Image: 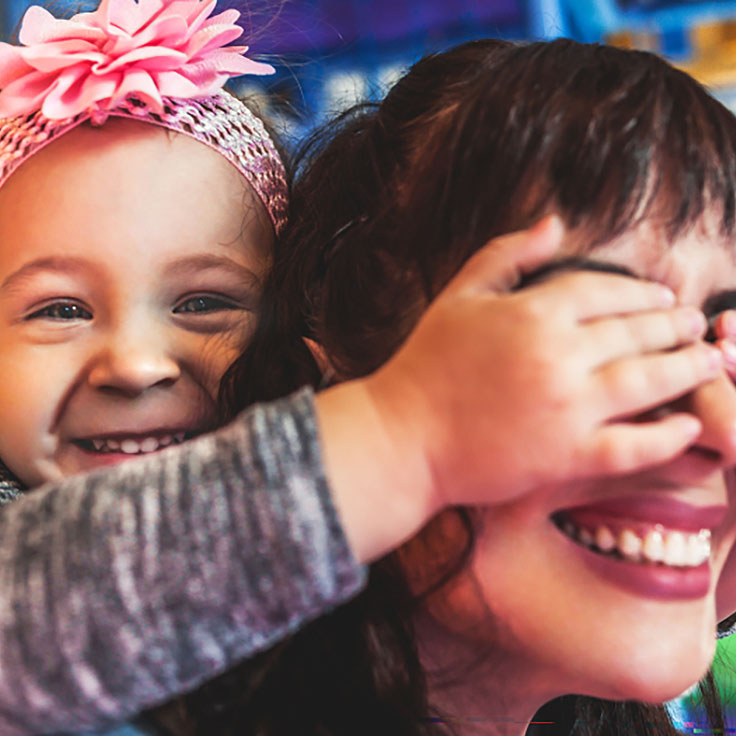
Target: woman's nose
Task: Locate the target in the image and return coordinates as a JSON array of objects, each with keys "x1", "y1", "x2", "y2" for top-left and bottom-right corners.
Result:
[
  {"x1": 686, "y1": 373, "x2": 736, "y2": 465},
  {"x1": 87, "y1": 330, "x2": 181, "y2": 397}
]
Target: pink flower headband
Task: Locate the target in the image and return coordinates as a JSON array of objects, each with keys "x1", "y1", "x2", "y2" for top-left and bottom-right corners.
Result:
[{"x1": 0, "y1": 0, "x2": 288, "y2": 233}]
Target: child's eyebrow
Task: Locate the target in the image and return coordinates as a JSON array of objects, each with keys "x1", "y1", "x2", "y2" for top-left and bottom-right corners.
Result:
[
  {"x1": 164, "y1": 255, "x2": 262, "y2": 288},
  {"x1": 0, "y1": 256, "x2": 90, "y2": 293}
]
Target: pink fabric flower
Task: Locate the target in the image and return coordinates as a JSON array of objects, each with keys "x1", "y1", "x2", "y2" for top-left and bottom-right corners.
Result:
[{"x1": 0, "y1": 0, "x2": 274, "y2": 120}]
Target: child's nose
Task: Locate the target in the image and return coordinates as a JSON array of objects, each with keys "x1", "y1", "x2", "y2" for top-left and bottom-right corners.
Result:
[
  {"x1": 87, "y1": 333, "x2": 181, "y2": 397},
  {"x1": 684, "y1": 373, "x2": 736, "y2": 466}
]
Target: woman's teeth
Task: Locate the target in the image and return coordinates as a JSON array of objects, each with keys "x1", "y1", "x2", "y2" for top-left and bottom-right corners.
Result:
[
  {"x1": 88, "y1": 433, "x2": 186, "y2": 454},
  {"x1": 558, "y1": 518, "x2": 711, "y2": 568}
]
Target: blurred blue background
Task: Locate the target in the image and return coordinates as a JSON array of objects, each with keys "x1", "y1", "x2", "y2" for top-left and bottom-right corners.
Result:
[{"x1": 6, "y1": 0, "x2": 736, "y2": 141}]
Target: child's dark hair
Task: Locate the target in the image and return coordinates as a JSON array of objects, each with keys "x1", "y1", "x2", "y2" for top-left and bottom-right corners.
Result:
[{"x1": 145, "y1": 38, "x2": 736, "y2": 735}]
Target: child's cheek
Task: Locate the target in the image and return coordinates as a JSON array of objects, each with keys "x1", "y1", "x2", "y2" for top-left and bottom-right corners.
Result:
[{"x1": 189, "y1": 317, "x2": 257, "y2": 395}]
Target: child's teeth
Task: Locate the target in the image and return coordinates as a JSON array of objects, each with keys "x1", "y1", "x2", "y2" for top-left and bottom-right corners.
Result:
[
  {"x1": 85, "y1": 435, "x2": 189, "y2": 454},
  {"x1": 121, "y1": 439, "x2": 141, "y2": 454},
  {"x1": 642, "y1": 528, "x2": 665, "y2": 563},
  {"x1": 618, "y1": 529, "x2": 642, "y2": 561},
  {"x1": 140, "y1": 437, "x2": 159, "y2": 453},
  {"x1": 595, "y1": 525, "x2": 616, "y2": 553}
]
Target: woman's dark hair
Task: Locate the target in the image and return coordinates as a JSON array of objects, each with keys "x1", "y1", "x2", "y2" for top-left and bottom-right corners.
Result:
[{"x1": 146, "y1": 38, "x2": 736, "y2": 735}]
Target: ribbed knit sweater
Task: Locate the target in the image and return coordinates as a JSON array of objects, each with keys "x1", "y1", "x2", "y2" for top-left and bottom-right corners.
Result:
[{"x1": 0, "y1": 388, "x2": 366, "y2": 735}]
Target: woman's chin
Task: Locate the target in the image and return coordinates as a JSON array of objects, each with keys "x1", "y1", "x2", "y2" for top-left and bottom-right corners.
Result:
[
  {"x1": 587, "y1": 645, "x2": 713, "y2": 706},
  {"x1": 528, "y1": 600, "x2": 718, "y2": 707}
]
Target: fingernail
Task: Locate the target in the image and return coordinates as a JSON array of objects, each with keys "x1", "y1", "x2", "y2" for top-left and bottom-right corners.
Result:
[
  {"x1": 659, "y1": 286, "x2": 676, "y2": 306},
  {"x1": 722, "y1": 340, "x2": 736, "y2": 365},
  {"x1": 532, "y1": 214, "x2": 564, "y2": 240},
  {"x1": 707, "y1": 344, "x2": 724, "y2": 370},
  {"x1": 680, "y1": 416, "x2": 702, "y2": 440},
  {"x1": 685, "y1": 307, "x2": 706, "y2": 335},
  {"x1": 724, "y1": 311, "x2": 736, "y2": 337}
]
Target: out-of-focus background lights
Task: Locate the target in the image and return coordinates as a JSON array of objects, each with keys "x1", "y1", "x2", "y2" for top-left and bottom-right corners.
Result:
[{"x1": 7, "y1": 0, "x2": 736, "y2": 143}]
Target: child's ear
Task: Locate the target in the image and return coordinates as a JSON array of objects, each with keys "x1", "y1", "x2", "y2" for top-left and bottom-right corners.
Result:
[{"x1": 303, "y1": 338, "x2": 336, "y2": 387}]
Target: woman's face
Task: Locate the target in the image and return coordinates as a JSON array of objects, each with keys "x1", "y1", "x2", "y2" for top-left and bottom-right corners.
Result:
[{"x1": 412, "y1": 217, "x2": 736, "y2": 710}]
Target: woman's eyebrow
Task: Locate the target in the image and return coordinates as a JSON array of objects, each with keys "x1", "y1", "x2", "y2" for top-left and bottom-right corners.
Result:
[
  {"x1": 702, "y1": 290, "x2": 736, "y2": 318},
  {"x1": 517, "y1": 256, "x2": 638, "y2": 290}
]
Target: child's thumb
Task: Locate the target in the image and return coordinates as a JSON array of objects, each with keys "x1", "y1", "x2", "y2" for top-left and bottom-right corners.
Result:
[{"x1": 446, "y1": 215, "x2": 565, "y2": 295}]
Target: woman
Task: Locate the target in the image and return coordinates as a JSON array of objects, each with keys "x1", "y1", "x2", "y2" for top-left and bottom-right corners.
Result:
[{"x1": 151, "y1": 38, "x2": 736, "y2": 735}]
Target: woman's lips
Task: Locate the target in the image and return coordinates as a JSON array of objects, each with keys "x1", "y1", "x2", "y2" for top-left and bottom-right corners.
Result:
[
  {"x1": 568, "y1": 539, "x2": 711, "y2": 600},
  {"x1": 550, "y1": 496, "x2": 727, "y2": 600},
  {"x1": 555, "y1": 496, "x2": 727, "y2": 532}
]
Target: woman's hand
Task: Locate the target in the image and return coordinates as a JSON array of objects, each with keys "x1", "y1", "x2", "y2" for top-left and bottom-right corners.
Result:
[{"x1": 317, "y1": 217, "x2": 719, "y2": 561}]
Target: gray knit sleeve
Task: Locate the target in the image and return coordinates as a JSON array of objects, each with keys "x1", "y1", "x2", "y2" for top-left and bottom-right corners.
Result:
[{"x1": 0, "y1": 388, "x2": 367, "y2": 735}]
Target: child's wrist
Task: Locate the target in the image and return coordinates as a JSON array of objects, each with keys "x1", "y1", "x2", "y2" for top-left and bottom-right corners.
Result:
[{"x1": 314, "y1": 376, "x2": 436, "y2": 564}]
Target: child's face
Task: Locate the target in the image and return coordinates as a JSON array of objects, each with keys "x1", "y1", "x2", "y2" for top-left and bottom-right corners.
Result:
[{"x1": 0, "y1": 120, "x2": 273, "y2": 487}]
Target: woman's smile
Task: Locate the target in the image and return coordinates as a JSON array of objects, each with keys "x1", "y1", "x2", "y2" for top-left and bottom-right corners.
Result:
[{"x1": 552, "y1": 513, "x2": 715, "y2": 600}]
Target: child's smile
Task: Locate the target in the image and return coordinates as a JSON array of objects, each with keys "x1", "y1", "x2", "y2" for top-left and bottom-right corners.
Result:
[{"x1": 0, "y1": 119, "x2": 273, "y2": 486}]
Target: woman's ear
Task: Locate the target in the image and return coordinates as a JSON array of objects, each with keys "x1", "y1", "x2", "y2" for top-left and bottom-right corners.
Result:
[{"x1": 303, "y1": 337, "x2": 336, "y2": 387}]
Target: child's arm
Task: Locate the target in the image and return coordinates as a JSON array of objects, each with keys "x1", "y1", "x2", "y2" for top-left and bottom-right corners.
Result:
[{"x1": 0, "y1": 388, "x2": 363, "y2": 736}]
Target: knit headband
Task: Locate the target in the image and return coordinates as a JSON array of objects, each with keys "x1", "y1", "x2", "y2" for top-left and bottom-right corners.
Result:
[{"x1": 0, "y1": 0, "x2": 288, "y2": 234}]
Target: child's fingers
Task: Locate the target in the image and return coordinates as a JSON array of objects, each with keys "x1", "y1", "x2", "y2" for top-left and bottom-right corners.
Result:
[
  {"x1": 445, "y1": 215, "x2": 564, "y2": 295},
  {"x1": 581, "y1": 306, "x2": 706, "y2": 368},
  {"x1": 530, "y1": 270, "x2": 675, "y2": 321},
  {"x1": 713, "y1": 310, "x2": 736, "y2": 340},
  {"x1": 711, "y1": 313, "x2": 736, "y2": 381},
  {"x1": 583, "y1": 414, "x2": 702, "y2": 476},
  {"x1": 717, "y1": 338, "x2": 736, "y2": 382},
  {"x1": 594, "y1": 342, "x2": 722, "y2": 418}
]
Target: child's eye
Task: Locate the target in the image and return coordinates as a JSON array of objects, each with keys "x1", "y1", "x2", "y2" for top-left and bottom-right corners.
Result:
[
  {"x1": 173, "y1": 295, "x2": 241, "y2": 314},
  {"x1": 27, "y1": 301, "x2": 93, "y2": 321}
]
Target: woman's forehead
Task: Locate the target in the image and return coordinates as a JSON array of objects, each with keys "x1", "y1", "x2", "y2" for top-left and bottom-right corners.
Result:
[{"x1": 556, "y1": 220, "x2": 736, "y2": 307}]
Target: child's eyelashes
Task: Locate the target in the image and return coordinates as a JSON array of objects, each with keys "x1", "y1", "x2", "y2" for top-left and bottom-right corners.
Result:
[
  {"x1": 173, "y1": 294, "x2": 248, "y2": 315},
  {"x1": 26, "y1": 300, "x2": 93, "y2": 321}
]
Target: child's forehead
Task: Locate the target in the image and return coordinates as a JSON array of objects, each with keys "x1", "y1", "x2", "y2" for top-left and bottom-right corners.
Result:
[
  {"x1": 0, "y1": 121, "x2": 273, "y2": 278},
  {"x1": 0, "y1": 118, "x2": 260, "y2": 224},
  {"x1": 14, "y1": 119, "x2": 239, "y2": 180}
]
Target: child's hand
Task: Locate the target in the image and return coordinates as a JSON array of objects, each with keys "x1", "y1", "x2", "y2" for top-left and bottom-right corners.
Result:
[
  {"x1": 365, "y1": 216, "x2": 718, "y2": 515},
  {"x1": 318, "y1": 217, "x2": 720, "y2": 562},
  {"x1": 711, "y1": 310, "x2": 736, "y2": 381}
]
